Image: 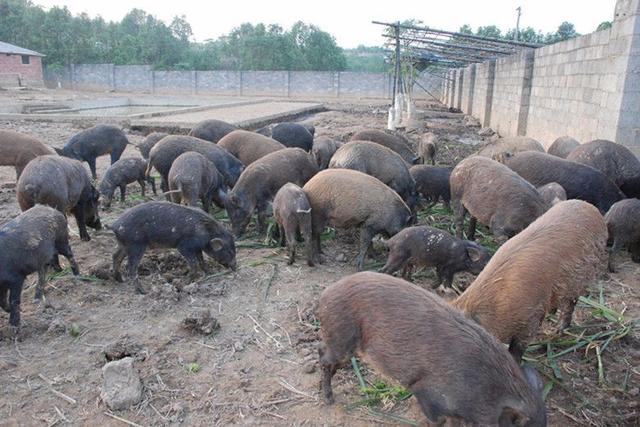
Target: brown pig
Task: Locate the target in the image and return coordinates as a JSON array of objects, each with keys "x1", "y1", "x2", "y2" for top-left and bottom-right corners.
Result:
[
  {"x1": 272, "y1": 183, "x2": 313, "y2": 266},
  {"x1": 605, "y1": 198, "x2": 640, "y2": 272},
  {"x1": 217, "y1": 130, "x2": 285, "y2": 166},
  {"x1": 349, "y1": 129, "x2": 418, "y2": 164},
  {"x1": 0, "y1": 130, "x2": 55, "y2": 179}
]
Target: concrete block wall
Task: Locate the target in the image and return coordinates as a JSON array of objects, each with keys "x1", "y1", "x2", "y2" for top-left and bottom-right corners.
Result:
[
  {"x1": 446, "y1": 0, "x2": 640, "y2": 155},
  {"x1": 114, "y1": 65, "x2": 152, "y2": 93},
  {"x1": 195, "y1": 71, "x2": 240, "y2": 95}
]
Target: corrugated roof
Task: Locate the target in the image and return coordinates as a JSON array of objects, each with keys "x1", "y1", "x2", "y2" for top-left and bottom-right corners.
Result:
[{"x1": 0, "y1": 41, "x2": 45, "y2": 57}]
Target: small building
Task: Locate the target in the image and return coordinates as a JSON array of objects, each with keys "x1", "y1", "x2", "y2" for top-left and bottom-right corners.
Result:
[{"x1": 0, "y1": 41, "x2": 45, "y2": 87}]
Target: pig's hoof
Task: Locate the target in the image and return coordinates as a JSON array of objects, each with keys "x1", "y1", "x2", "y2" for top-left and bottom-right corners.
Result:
[
  {"x1": 307, "y1": 259, "x2": 315, "y2": 267},
  {"x1": 81, "y1": 235, "x2": 91, "y2": 242},
  {"x1": 113, "y1": 272, "x2": 123, "y2": 282}
]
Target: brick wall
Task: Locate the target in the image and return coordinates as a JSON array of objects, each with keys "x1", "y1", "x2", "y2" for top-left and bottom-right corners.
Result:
[{"x1": 0, "y1": 54, "x2": 43, "y2": 86}]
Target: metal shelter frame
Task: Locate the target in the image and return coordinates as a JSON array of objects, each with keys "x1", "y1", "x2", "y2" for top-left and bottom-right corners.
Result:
[{"x1": 372, "y1": 21, "x2": 542, "y2": 103}]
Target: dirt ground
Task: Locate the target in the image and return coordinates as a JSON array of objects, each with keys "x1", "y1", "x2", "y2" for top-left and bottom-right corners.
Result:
[{"x1": 0, "y1": 91, "x2": 638, "y2": 427}]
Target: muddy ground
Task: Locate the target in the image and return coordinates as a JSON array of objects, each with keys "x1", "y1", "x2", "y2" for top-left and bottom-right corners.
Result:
[{"x1": 0, "y1": 93, "x2": 638, "y2": 427}]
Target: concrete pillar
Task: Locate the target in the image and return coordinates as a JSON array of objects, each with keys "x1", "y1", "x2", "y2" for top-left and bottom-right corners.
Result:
[
  {"x1": 467, "y1": 64, "x2": 476, "y2": 115},
  {"x1": 483, "y1": 60, "x2": 496, "y2": 128},
  {"x1": 285, "y1": 71, "x2": 291, "y2": 97},
  {"x1": 456, "y1": 69, "x2": 464, "y2": 110},
  {"x1": 449, "y1": 70, "x2": 457, "y2": 109},
  {"x1": 517, "y1": 48, "x2": 535, "y2": 136},
  {"x1": 192, "y1": 70, "x2": 197, "y2": 94}
]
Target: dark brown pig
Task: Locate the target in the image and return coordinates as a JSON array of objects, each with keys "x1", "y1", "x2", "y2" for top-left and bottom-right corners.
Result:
[
  {"x1": 311, "y1": 137, "x2": 339, "y2": 170},
  {"x1": 409, "y1": 165, "x2": 452, "y2": 209},
  {"x1": 567, "y1": 139, "x2": 640, "y2": 198},
  {"x1": 605, "y1": 198, "x2": 640, "y2": 272},
  {"x1": 505, "y1": 151, "x2": 624, "y2": 214},
  {"x1": 0, "y1": 130, "x2": 55, "y2": 180},
  {"x1": 318, "y1": 272, "x2": 547, "y2": 426},
  {"x1": 450, "y1": 156, "x2": 547, "y2": 240},
  {"x1": 303, "y1": 169, "x2": 412, "y2": 270},
  {"x1": 547, "y1": 136, "x2": 579, "y2": 158},
  {"x1": 167, "y1": 151, "x2": 226, "y2": 212},
  {"x1": 454, "y1": 200, "x2": 607, "y2": 361},
  {"x1": 271, "y1": 122, "x2": 314, "y2": 151},
  {"x1": 217, "y1": 130, "x2": 285, "y2": 165},
  {"x1": 350, "y1": 129, "x2": 418, "y2": 164},
  {"x1": 225, "y1": 148, "x2": 318, "y2": 236},
  {"x1": 109, "y1": 202, "x2": 236, "y2": 294},
  {"x1": 17, "y1": 155, "x2": 101, "y2": 241},
  {"x1": 137, "y1": 132, "x2": 168, "y2": 159},
  {"x1": 272, "y1": 183, "x2": 313, "y2": 266},
  {"x1": 477, "y1": 136, "x2": 544, "y2": 160},
  {"x1": 99, "y1": 157, "x2": 156, "y2": 208},
  {"x1": 536, "y1": 182, "x2": 566, "y2": 206},
  {"x1": 55, "y1": 125, "x2": 129, "y2": 179},
  {"x1": 0, "y1": 205, "x2": 80, "y2": 331},
  {"x1": 188, "y1": 119, "x2": 237, "y2": 143},
  {"x1": 418, "y1": 133, "x2": 437, "y2": 165},
  {"x1": 381, "y1": 226, "x2": 490, "y2": 287},
  {"x1": 329, "y1": 141, "x2": 418, "y2": 212},
  {"x1": 146, "y1": 135, "x2": 244, "y2": 192}
]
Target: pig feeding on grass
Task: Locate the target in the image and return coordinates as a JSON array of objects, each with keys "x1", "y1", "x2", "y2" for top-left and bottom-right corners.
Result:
[
  {"x1": 167, "y1": 151, "x2": 227, "y2": 212},
  {"x1": 270, "y1": 122, "x2": 315, "y2": 151},
  {"x1": 188, "y1": 119, "x2": 237, "y2": 143},
  {"x1": 303, "y1": 169, "x2": 412, "y2": 270},
  {"x1": 418, "y1": 133, "x2": 437, "y2": 165},
  {"x1": 225, "y1": 148, "x2": 318, "y2": 237},
  {"x1": 137, "y1": 132, "x2": 168, "y2": 159},
  {"x1": 0, "y1": 130, "x2": 54, "y2": 180},
  {"x1": 380, "y1": 226, "x2": 490, "y2": 288},
  {"x1": 17, "y1": 155, "x2": 101, "y2": 241},
  {"x1": 318, "y1": 272, "x2": 547, "y2": 426},
  {"x1": 109, "y1": 202, "x2": 236, "y2": 294},
  {"x1": 409, "y1": 165, "x2": 452, "y2": 209},
  {"x1": 272, "y1": 183, "x2": 313, "y2": 266},
  {"x1": 0, "y1": 205, "x2": 79, "y2": 332},
  {"x1": 605, "y1": 198, "x2": 640, "y2": 272},
  {"x1": 311, "y1": 137, "x2": 339, "y2": 170},
  {"x1": 349, "y1": 129, "x2": 418, "y2": 165},
  {"x1": 99, "y1": 157, "x2": 156, "y2": 209},
  {"x1": 450, "y1": 156, "x2": 547, "y2": 241},
  {"x1": 453, "y1": 200, "x2": 607, "y2": 362},
  {"x1": 55, "y1": 124, "x2": 129, "y2": 179}
]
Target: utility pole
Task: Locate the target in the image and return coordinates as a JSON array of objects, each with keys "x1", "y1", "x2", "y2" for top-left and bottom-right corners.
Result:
[
  {"x1": 515, "y1": 7, "x2": 522, "y2": 41},
  {"x1": 392, "y1": 21, "x2": 401, "y2": 106}
]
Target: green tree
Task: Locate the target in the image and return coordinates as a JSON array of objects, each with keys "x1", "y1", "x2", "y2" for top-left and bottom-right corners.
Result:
[{"x1": 597, "y1": 21, "x2": 612, "y2": 31}]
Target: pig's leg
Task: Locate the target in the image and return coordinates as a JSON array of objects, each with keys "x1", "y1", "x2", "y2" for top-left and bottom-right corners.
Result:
[
  {"x1": 318, "y1": 343, "x2": 339, "y2": 404},
  {"x1": 557, "y1": 297, "x2": 577, "y2": 333},
  {"x1": 138, "y1": 179, "x2": 146, "y2": 197},
  {"x1": 178, "y1": 246, "x2": 201, "y2": 282},
  {"x1": 87, "y1": 158, "x2": 97, "y2": 180},
  {"x1": 126, "y1": 245, "x2": 147, "y2": 294},
  {"x1": 160, "y1": 175, "x2": 169, "y2": 199},
  {"x1": 452, "y1": 199, "x2": 466, "y2": 239},
  {"x1": 299, "y1": 213, "x2": 314, "y2": 267},
  {"x1": 284, "y1": 219, "x2": 297, "y2": 265},
  {"x1": 0, "y1": 286, "x2": 10, "y2": 313},
  {"x1": 256, "y1": 204, "x2": 268, "y2": 235},
  {"x1": 355, "y1": 226, "x2": 375, "y2": 271},
  {"x1": 112, "y1": 245, "x2": 126, "y2": 282},
  {"x1": 72, "y1": 203, "x2": 91, "y2": 242},
  {"x1": 146, "y1": 176, "x2": 157, "y2": 195},
  {"x1": 196, "y1": 251, "x2": 209, "y2": 274},
  {"x1": 380, "y1": 250, "x2": 406, "y2": 276},
  {"x1": 467, "y1": 216, "x2": 477, "y2": 240},
  {"x1": 57, "y1": 241, "x2": 79, "y2": 276},
  {"x1": 119, "y1": 185, "x2": 126, "y2": 203},
  {"x1": 410, "y1": 385, "x2": 448, "y2": 426},
  {"x1": 33, "y1": 265, "x2": 48, "y2": 302},
  {"x1": 50, "y1": 254, "x2": 63, "y2": 272},
  {"x1": 508, "y1": 337, "x2": 526, "y2": 363},
  {"x1": 8, "y1": 281, "x2": 23, "y2": 329},
  {"x1": 608, "y1": 239, "x2": 622, "y2": 272}
]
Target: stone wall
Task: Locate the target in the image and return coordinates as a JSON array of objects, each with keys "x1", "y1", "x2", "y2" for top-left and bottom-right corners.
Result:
[
  {"x1": 47, "y1": 66, "x2": 444, "y2": 99},
  {"x1": 444, "y1": 0, "x2": 640, "y2": 155}
]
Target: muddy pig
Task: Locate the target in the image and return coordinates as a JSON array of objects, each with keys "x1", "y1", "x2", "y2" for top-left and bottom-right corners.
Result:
[
  {"x1": 318, "y1": 272, "x2": 547, "y2": 426},
  {"x1": 109, "y1": 201, "x2": 236, "y2": 294},
  {"x1": 567, "y1": 139, "x2": 640, "y2": 198},
  {"x1": 418, "y1": 133, "x2": 437, "y2": 165},
  {"x1": 350, "y1": 129, "x2": 418, "y2": 164},
  {"x1": 99, "y1": 157, "x2": 156, "y2": 208},
  {"x1": 146, "y1": 135, "x2": 244, "y2": 192},
  {"x1": 450, "y1": 156, "x2": 547, "y2": 240},
  {"x1": 506, "y1": 151, "x2": 624, "y2": 214},
  {"x1": 188, "y1": 119, "x2": 237, "y2": 143},
  {"x1": 167, "y1": 151, "x2": 227, "y2": 212},
  {"x1": 55, "y1": 124, "x2": 129, "y2": 179},
  {"x1": 272, "y1": 183, "x2": 313, "y2": 266},
  {"x1": 547, "y1": 136, "x2": 579, "y2": 158},
  {"x1": 137, "y1": 132, "x2": 168, "y2": 159},
  {"x1": 225, "y1": 148, "x2": 318, "y2": 236},
  {"x1": 270, "y1": 122, "x2": 314, "y2": 151},
  {"x1": 17, "y1": 155, "x2": 101, "y2": 241},
  {"x1": 0, "y1": 130, "x2": 55, "y2": 180},
  {"x1": 217, "y1": 130, "x2": 285, "y2": 165},
  {"x1": 303, "y1": 169, "x2": 412, "y2": 270},
  {"x1": 454, "y1": 200, "x2": 607, "y2": 361},
  {"x1": 0, "y1": 205, "x2": 80, "y2": 331},
  {"x1": 605, "y1": 198, "x2": 640, "y2": 272},
  {"x1": 536, "y1": 182, "x2": 566, "y2": 206},
  {"x1": 381, "y1": 226, "x2": 490, "y2": 287},
  {"x1": 329, "y1": 141, "x2": 418, "y2": 212},
  {"x1": 409, "y1": 165, "x2": 452, "y2": 209},
  {"x1": 311, "y1": 137, "x2": 339, "y2": 170}
]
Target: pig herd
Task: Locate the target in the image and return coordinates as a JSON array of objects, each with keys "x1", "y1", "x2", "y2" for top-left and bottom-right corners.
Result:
[{"x1": 1, "y1": 119, "x2": 640, "y2": 426}]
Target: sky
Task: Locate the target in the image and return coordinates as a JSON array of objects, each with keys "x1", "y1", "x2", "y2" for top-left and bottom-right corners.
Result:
[{"x1": 33, "y1": 0, "x2": 616, "y2": 48}]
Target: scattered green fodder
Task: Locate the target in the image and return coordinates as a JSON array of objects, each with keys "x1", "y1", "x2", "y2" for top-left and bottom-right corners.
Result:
[
  {"x1": 350, "y1": 357, "x2": 412, "y2": 409},
  {"x1": 186, "y1": 363, "x2": 201, "y2": 374}
]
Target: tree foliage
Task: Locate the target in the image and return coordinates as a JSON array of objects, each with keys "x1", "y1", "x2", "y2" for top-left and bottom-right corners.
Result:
[
  {"x1": 458, "y1": 21, "x2": 581, "y2": 44},
  {"x1": 0, "y1": 0, "x2": 347, "y2": 71}
]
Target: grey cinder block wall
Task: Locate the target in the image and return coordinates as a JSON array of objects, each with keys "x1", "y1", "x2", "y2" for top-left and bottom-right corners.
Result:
[{"x1": 444, "y1": 0, "x2": 640, "y2": 155}]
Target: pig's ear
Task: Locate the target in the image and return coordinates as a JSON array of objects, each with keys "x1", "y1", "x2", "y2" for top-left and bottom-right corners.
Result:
[
  {"x1": 53, "y1": 147, "x2": 64, "y2": 156},
  {"x1": 466, "y1": 244, "x2": 484, "y2": 263},
  {"x1": 498, "y1": 407, "x2": 529, "y2": 427},
  {"x1": 210, "y1": 238, "x2": 224, "y2": 251}
]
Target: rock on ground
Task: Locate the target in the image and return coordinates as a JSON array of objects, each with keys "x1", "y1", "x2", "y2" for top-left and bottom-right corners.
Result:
[{"x1": 100, "y1": 357, "x2": 143, "y2": 410}]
